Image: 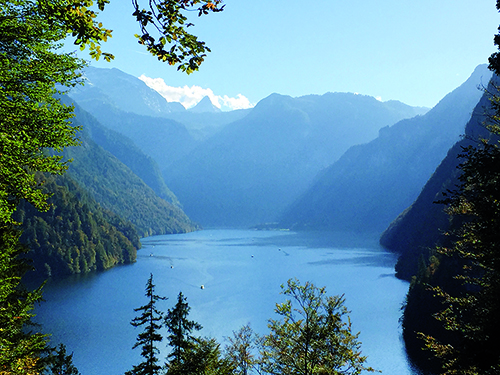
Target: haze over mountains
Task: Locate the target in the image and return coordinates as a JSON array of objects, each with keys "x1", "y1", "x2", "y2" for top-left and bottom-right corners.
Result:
[
  {"x1": 163, "y1": 92, "x2": 427, "y2": 227},
  {"x1": 279, "y1": 64, "x2": 491, "y2": 234},
  {"x1": 380, "y1": 74, "x2": 499, "y2": 279},
  {"x1": 65, "y1": 65, "x2": 488, "y2": 234}
]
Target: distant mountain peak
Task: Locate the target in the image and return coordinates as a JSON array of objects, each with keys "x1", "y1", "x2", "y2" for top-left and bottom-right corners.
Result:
[{"x1": 189, "y1": 96, "x2": 221, "y2": 113}]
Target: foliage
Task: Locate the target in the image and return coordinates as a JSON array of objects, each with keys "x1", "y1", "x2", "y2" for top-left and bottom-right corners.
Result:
[
  {"x1": 0, "y1": 0, "x2": 83, "y2": 225},
  {"x1": 0, "y1": 226, "x2": 48, "y2": 374},
  {"x1": 401, "y1": 81, "x2": 500, "y2": 374},
  {"x1": 132, "y1": 0, "x2": 224, "y2": 73},
  {"x1": 224, "y1": 324, "x2": 260, "y2": 375},
  {"x1": 126, "y1": 274, "x2": 167, "y2": 375},
  {"x1": 42, "y1": 343, "x2": 80, "y2": 375},
  {"x1": 38, "y1": 0, "x2": 224, "y2": 72},
  {"x1": 260, "y1": 278, "x2": 376, "y2": 375},
  {"x1": 489, "y1": 0, "x2": 500, "y2": 77},
  {"x1": 14, "y1": 172, "x2": 138, "y2": 278},
  {"x1": 420, "y1": 134, "x2": 500, "y2": 373},
  {"x1": 179, "y1": 337, "x2": 234, "y2": 375},
  {"x1": 164, "y1": 292, "x2": 202, "y2": 374}
]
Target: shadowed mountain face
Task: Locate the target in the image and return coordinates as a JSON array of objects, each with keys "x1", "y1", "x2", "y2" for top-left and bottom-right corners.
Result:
[
  {"x1": 279, "y1": 65, "x2": 491, "y2": 235},
  {"x1": 380, "y1": 75, "x2": 499, "y2": 280},
  {"x1": 163, "y1": 92, "x2": 428, "y2": 228}
]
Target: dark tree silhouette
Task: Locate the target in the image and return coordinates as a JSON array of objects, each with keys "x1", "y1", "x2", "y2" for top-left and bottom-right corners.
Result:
[{"x1": 126, "y1": 274, "x2": 167, "y2": 375}]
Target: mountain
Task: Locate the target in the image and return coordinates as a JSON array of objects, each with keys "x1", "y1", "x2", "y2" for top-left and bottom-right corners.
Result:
[
  {"x1": 279, "y1": 65, "x2": 491, "y2": 234},
  {"x1": 380, "y1": 74, "x2": 498, "y2": 280},
  {"x1": 61, "y1": 102, "x2": 199, "y2": 237},
  {"x1": 67, "y1": 91, "x2": 199, "y2": 170},
  {"x1": 188, "y1": 96, "x2": 222, "y2": 113},
  {"x1": 163, "y1": 92, "x2": 428, "y2": 228},
  {"x1": 65, "y1": 96, "x2": 181, "y2": 206},
  {"x1": 71, "y1": 66, "x2": 185, "y2": 116},
  {"x1": 70, "y1": 66, "x2": 250, "y2": 146},
  {"x1": 16, "y1": 173, "x2": 139, "y2": 278}
]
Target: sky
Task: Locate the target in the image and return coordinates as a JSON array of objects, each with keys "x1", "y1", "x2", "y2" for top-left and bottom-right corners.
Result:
[{"x1": 77, "y1": 1, "x2": 500, "y2": 110}]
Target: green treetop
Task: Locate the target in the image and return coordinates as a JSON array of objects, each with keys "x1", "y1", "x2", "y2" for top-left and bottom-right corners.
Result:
[
  {"x1": 0, "y1": 0, "x2": 84, "y2": 225},
  {"x1": 164, "y1": 291, "x2": 202, "y2": 375},
  {"x1": 260, "y1": 278, "x2": 376, "y2": 375}
]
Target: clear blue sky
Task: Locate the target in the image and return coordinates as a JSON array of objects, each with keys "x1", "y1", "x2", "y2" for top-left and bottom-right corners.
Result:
[{"x1": 81, "y1": 1, "x2": 499, "y2": 109}]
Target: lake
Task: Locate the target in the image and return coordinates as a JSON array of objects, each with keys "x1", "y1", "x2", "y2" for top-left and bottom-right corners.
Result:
[{"x1": 33, "y1": 229, "x2": 421, "y2": 374}]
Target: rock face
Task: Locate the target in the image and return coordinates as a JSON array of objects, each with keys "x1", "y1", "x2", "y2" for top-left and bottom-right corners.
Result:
[
  {"x1": 279, "y1": 65, "x2": 491, "y2": 235},
  {"x1": 188, "y1": 96, "x2": 222, "y2": 113},
  {"x1": 163, "y1": 91, "x2": 429, "y2": 227},
  {"x1": 380, "y1": 73, "x2": 498, "y2": 280},
  {"x1": 71, "y1": 66, "x2": 186, "y2": 116}
]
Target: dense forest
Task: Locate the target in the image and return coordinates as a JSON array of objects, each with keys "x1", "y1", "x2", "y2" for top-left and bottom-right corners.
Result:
[{"x1": 14, "y1": 173, "x2": 139, "y2": 278}]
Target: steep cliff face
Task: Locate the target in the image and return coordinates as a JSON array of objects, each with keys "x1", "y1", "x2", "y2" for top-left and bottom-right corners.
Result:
[
  {"x1": 380, "y1": 74, "x2": 498, "y2": 280},
  {"x1": 279, "y1": 65, "x2": 491, "y2": 234}
]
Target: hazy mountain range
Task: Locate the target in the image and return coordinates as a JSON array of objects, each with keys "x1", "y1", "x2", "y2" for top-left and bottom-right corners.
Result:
[
  {"x1": 380, "y1": 73, "x2": 497, "y2": 279},
  {"x1": 279, "y1": 64, "x2": 491, "y2": 234},
  {"x1": 29, "y1": 63, "x2": 490, "y2": 280},
  {"x1": 163, "y1": 92, "x2": 428, "y2": 227}
]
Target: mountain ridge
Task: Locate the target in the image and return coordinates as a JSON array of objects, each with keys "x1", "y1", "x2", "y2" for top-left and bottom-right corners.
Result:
[
  {"x1": 163, "y1": 90, "x2": 431, "y2": 227},
  {"x1": 279, "y1": 64, "x2": 491, "y2": 234}
]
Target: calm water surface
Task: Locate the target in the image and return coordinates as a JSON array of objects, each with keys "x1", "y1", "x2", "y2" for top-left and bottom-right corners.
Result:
[{"x1": 34, "y1": 229, "x2": 419, "y2": 375}]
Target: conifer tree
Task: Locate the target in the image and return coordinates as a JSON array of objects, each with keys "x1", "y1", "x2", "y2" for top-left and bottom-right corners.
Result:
[
  {"x1": 164, "y1": 292, "x2": 202, "y2": 375},
  {"x1": 126, "y1": 274, "x2": 167, "y2": 375},
  {"x1": 43, "y1": 343, "x2": 80, "y2": 375},
  {"x1": 0, "y1": 227, "x2": 48, "y2": 374}
]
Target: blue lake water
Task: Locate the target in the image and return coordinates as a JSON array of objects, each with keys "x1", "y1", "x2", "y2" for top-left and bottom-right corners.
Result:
[{"x1": 33, "y1": 229, "x2": 420, "y2": 375}]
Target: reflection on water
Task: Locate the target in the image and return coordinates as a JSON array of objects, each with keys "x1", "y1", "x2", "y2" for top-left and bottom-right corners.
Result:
[{"x1": 34, "y1": 229, "x2": 418, "y2": 375}]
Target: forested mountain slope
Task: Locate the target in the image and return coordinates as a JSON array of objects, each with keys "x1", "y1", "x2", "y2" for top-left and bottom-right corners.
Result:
[
  {"x1": 15, "y1": 173, "x2": 139, "y2": 278},
  {"x1": 279, "y1": 65, "x2": 491, "y2": 234},
  {"x1": 62, "y1": 124, "x2": 198, "y2": 237},
  {"x1": 380, "y1": 74, "x2": 498, "y2": 280},
  {"x1": 164, "y1": 92, "x2": 428, "y2": 227},
  {"x1": 64, "y1": 96, "x2": 180, "y2": 206}
]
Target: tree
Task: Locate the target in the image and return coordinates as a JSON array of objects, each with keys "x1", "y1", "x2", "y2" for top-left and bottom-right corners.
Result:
[
  {"x1": 224, "y1": 324, "x2": 260, "y2": 375},
  {"x1": 0, "y1": 226, "x2": 48, "y2": 374},
  {"x1": 43, "y1": 343, "x2": 80, "y2": 375},
  {"x1": 131, "y1": 0, "x2": 224, "y2": 73},
  {"x1": 259, "y1": 278, "x2": 376, "y2": 375},
  {"x1": 0, "y1": 0, "x2": 83, "y2": 225},
  {"x1": 126, "y1": 274, "x2": 167, "y2": 375},
  {"x1": 164, "y1": 291, "x2": 202, "y2": 375},
  {"x1": 413, "y1": 88, "x2": 500, "y2": 374},
  {"x1": 182, "y1": 337, "x2": 234, "y2": 375}
]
